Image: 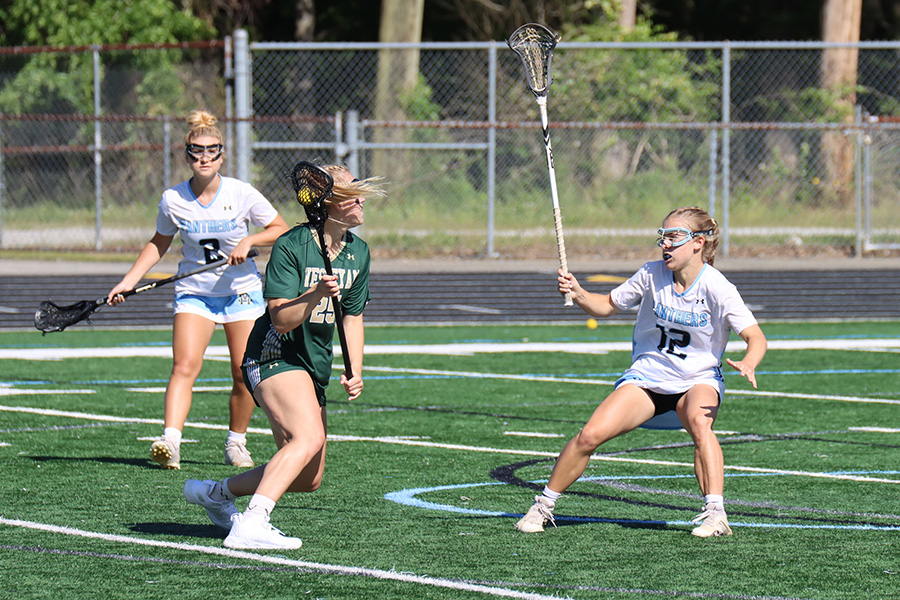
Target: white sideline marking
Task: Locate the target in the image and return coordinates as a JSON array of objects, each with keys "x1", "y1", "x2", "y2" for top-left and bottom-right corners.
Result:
[
  {"x1": 0, "y1": 518, "x2": 562, "y2": 600},
  {"x1": 5, "y1": 337, "x2": 900, "y2": 361},
  {"x1": 0, "y1": 388, "x2": 95, "y2": 396},
  {"x1": 0, "y1": 404, "x2": 270, "y2": 435},
  {"x1": 727, "y1": 389, "x2": 900, "y2": 406},
  {"x1": 4, "y1": 343, "x2": 897, "y2": 404},
  {"x1": 437, "y1": 304, "x2": 504, "y2": 315},
  {"x1": 367, "y1": 365, "x2": 898, "y2": 406},
  {"x1": 366, "y1": 365, "x2": 617, "y2": 385},
  {"x1": 128, "y1": 386, "x2": 230, "y2": 393},
  {"x1": 504, "y1": 431, "x2": 565, "y2": 438},
  {"x1": 850, "y1": 426, "x2": 900, "y2": 433},
  {"x1": 327, "y1": 434, "x2": 900, "y2": 485},
  {"x1": 3, "y1": 402, "x2": 896, "y2": 484}
]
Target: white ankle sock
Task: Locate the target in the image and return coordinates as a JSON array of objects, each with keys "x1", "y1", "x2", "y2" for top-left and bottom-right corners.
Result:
[
  {"x1": 226, "y1": 431, "x2": 246, "y2": 444},
  {"x1": 541, "y1": 486, "x2": 562, "y2": 506},
  {"x1": 163, "y1": 427, "x2": 182, "y2": 444},
  {"x1": 704, "y1": 494, "x2": 725, "y2": 511},
  {"x1": 246, "y1": 494, "x2": 277, "y2": 519}
]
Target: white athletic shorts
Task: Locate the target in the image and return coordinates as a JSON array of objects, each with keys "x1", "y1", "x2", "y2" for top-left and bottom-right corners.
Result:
[{"x1": 173, "y1": 290, "x2": 265, "y2": 324}]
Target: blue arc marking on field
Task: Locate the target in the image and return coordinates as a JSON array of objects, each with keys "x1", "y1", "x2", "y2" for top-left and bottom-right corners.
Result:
[{"x1": 384, "y1": 476, "x2": 900, "y2": 532}]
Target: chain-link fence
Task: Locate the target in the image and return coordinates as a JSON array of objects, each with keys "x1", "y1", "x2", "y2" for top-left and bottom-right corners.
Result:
[
  {"x1": 0, "y1": 40, "x2": 227, "y2": 251},
  {"x1": 2, "y1": 35, "x2": 899, "y2": 259}
]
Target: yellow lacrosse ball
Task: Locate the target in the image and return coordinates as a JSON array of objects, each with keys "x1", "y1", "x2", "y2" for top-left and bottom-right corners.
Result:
[
  {"x1": 586, "y1": 318, "x2": 598, "y2": 330},
  {"x1": 297, "y1": 188, "x2": 313, "y2": 206}
]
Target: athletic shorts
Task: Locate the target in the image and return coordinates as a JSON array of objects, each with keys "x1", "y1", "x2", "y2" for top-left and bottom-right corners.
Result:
[
  {"x1": 615, "y1": 374, "x2": 722, "y2": 430},
  {"x1": 241, "y1": 356, "x2": 327, "y2": 407},
  {"x1": 173, "y1": 290, "x2": 265, "y2": 324}
]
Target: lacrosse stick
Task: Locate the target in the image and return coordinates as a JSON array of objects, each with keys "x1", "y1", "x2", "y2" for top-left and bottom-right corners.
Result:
[
  {"x1": 508, "y1": 23, "x2": 572, "y2": 306},
  {"x1": 34, "y1": 248, "x2": 258, "y2": 333},
  {"x1": 289, "y1": 160, "x2": 354, "y2": 380}
]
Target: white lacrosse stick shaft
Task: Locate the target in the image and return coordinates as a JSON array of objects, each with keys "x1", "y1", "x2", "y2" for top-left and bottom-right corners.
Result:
[{"x1": 536, "y1": 95, "x2": 573, "y2": 306}]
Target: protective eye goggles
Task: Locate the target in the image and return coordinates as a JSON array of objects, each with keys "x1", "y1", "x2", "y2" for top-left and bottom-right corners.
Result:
[
  {"x1": 185, "y1": 143, "x2": 223, "y2": 162},
  {"x1": 656, "y1": 227, "x2": 714, "y2": 248}
]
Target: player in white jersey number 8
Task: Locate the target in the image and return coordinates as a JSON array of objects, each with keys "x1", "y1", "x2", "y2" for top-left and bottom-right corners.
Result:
[
  {"x1": 516, "y1": 206, "x2": 767, "y2": 538},
  {"x1": 107, "y1": 110, "x2": 289, "y2": 471}
]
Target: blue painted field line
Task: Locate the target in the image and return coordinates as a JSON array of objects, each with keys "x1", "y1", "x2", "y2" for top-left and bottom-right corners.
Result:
[{"x1": 385, "y1": 477, "x2": 900, "y2": 531}]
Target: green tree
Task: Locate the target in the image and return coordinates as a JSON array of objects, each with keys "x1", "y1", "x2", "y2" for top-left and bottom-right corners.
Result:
[
  {"x1": 0, "y1": 0, "x2": 214, "y2": 113},
  {"x1": 503, "y1": 2, "x2": 719, "y2": 195}
]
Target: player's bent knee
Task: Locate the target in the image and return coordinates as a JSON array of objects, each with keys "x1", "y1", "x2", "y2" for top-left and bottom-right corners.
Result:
[
  {"x1": 573, "y1": 428, "x2": 605, "y2": 453},
  {"x1": 683, "y1": 414, "x2": 716, "y2": 439},
  {"x1": 287, "y1": 476, "x2": 322, "y2": 493}
]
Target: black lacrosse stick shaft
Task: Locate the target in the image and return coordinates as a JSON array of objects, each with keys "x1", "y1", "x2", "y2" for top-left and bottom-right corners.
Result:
[
  {"x1": 289, "y1": 161, "x2": 353, "y2": 378},
  {"x1": 34, "y1": 248, "x2": 259, "y2": 333},
  {"x1": 316, "y1": 227, "x2": 354, "y2": 380}
]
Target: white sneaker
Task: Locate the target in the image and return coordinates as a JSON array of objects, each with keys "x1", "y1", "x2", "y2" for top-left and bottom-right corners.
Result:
[
  {"x1": 183, "y1": 479, "x2": 238, "y2": 531},
  {"x1": 224, "y1": 439, "x2": 254, "y2": 468},
  {"x1": 150, "y1": 437, "x2": 180, "y2": 470},
  {"x1": 224, "y1": 512, "x2": 303, "y2": 550},
  {"x1": 691, "y1": 508, "x2": 733, "y2": 537},
  {"x1": 515, "y1": 495, "x2": 556, "y2": 533}
]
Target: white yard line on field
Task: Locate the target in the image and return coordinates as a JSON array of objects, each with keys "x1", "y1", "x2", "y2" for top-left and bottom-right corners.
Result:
[
  {"x1": 3, "y1": 337, "x2": 900, "y2": 361},
  {"x1": 0, "y1": 518, "x2": 567, "y2": 600},
  {"x1": 2, "y1": 402, "x2": 897, "y2": 485},
  {"x1": 365, "y1": 365, "x2": 900, "y2": 406},
  {"x1": 849, "y1": 426, "x2": 900, "y2": 433}
]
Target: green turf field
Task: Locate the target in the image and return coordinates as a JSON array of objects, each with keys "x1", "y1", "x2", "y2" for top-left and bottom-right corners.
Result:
[{"x1": 1, "y1": 322, "x2": 899, "y2": 599}]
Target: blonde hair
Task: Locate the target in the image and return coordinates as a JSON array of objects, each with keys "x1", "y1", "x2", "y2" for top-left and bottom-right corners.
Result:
[
  {"x1": 183, "y1": 110, "x2": 223, "y2": 145},
  {"x1": 664, "y1": 206, "x2": 719, "y2": 265},
  {"x1": 321, "y1": 164, "x2": 387, "y2": 202}
]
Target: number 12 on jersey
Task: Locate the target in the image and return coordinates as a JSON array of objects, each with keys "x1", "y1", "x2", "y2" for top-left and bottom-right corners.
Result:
[{"x1": 656, "y1": 324, "x2": 690, "y2": 359}]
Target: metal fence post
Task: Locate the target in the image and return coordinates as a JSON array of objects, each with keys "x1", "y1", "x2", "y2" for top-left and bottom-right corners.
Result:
[
  {"x1": 854, "y1": 105, "x2": 863, "y2": 257},
  {"x1": 346, "y1": 110, "x2": 359, "y2": 177},
  {"x1": 721, "y1": 42, "x2": 731, "y2": 258},
  {"x1": 234, "y1": 29, "x2": 251, "y2": 183},
  {"x1": 487, "y1": 42, "x2": 497, "y2": 257},
  {"x1": 708, "y1": 128, "x2": 718, "y2": 218},
  {"x1": 0, "y1": 118, "x2": 4, "y2": 248},
  {"x1": 224, "y1": 34, "x2": 234, "y2": 179},
  {"x1": 861, "y1": 112, "x2": 873, "y2": 255},
  {"x1": 163, "y1": 119, "x2": 171, "y2": 190},
  {"x1": 93, "y1": 47, "x2": 103, "y2": 250}
]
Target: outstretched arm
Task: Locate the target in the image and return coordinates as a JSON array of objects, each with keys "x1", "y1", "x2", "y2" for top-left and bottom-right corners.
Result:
[
  {"x1": 725, "y1": 324, "x2": 767, "y2": 389},
  {"x1": 108, "y1": 232, "x2": 174, "y2": 304}
]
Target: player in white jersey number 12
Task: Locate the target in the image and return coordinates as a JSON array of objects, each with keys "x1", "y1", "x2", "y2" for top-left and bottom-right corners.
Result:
[{"x1": 515, "y1": 206, "x2": 767, "y2": 538}]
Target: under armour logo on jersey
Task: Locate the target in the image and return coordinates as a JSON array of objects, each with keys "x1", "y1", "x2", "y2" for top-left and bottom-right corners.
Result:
[{"x1": 696, "y1": 298, "x2": 706, "y2": 305}]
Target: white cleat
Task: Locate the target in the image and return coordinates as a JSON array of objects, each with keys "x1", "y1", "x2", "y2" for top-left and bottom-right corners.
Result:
[
  {"x1": 224, "y1": 513, "x2": 303, "y2": 550},
  {"x1": 224, "y1": 439, "x2": 254, "y2": 468},
  {"x1": 150, "y1": 437, "x2": 180, "y2": 470},
  {"x1": 691, "y1": 509, "x2": 733, "y2": 538},
  {"x1": 515, "y1": 495, "x2": 556, "y2": 533}
]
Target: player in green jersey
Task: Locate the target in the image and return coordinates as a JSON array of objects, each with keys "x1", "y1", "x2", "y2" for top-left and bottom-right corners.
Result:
[{"x1": 183, "y1": 164, "x2": 386, "y2": 549}]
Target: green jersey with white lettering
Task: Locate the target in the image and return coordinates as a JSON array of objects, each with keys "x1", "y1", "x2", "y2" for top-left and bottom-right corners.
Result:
[{"x1": 242, "y1": 224, "x2": 370, "y2": 402}]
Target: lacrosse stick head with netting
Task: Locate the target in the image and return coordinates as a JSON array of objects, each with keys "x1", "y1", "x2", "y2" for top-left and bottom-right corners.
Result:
[
  {"x1": 289, "y1": 161, "x2": 335, "y2": 228},
  {"x1": 34, "y1": 298, "x2": 105, "y2": 334},
  {"x1": 507, "y1": 23, "x2": 560, "y2": 98}
]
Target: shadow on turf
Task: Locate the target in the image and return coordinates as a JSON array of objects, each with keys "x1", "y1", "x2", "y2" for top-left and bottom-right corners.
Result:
[
  {"x1": 28, "y1": 455, "x2": 199, "y2": 469},
  {"x1": 130, "y1": 522, "x2": 226, "y2": 539}
]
